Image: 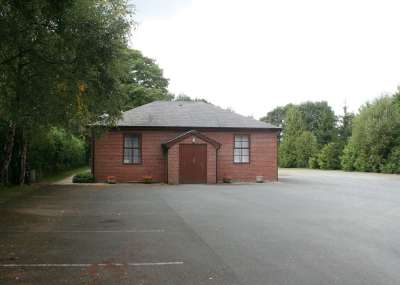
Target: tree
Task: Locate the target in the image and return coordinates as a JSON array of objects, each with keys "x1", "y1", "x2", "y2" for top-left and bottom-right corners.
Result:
[
  {"x1": 295, "y1": 131, "x2": 318, "y2": 168},
  {"x1": 261, "y1": 101, "x2": 336, "y2": 145},
  {"x1": 337, "y1": 104, "x2": 354, "y2": 145},
  {"x1": 0, "y1": 0, "x2": 133, "y2": 184},
  {"x1": 279, "y1": 106, "x2": 306, "y2": 167},
  {"x1": 174, "y1": 94, "x2": 209, "y2": 103},
  {"x1": 260, "y1": 104, "x2": 292, "y2": 127},
  {"x1": 121, "y1": 49, "x2": 172, "y2": 109},
  {"x1": 297, "y1": 101, "x2": 337, "y2": 146},
  {"x1": 317, "y1": 142, "x2": 342, "y2": 170},
  {"x1": 341, "y1": 96, "x2": 400, "y2": 172}
]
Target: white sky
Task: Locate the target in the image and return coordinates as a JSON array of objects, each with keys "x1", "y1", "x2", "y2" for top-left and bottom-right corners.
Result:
[{"x1": 130, "y1": 0, "x2": 400, "y2": 119}]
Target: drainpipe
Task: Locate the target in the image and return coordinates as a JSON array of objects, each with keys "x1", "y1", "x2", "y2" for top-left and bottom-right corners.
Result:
[{"x1": 215, "y1": 147, "x2": 219, "y2": 184}]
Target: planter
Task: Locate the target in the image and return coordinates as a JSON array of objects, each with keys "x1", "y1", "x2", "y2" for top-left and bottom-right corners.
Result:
[{"x1": 106, "y1": 176, "x2": 116, "y2": 184}]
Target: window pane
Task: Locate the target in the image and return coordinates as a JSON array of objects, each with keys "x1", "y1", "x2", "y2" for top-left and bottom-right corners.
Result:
[
  {"x1": 132, "y1": 137, "x2": 139, "y2": 148},
  {"x1": 234, "y1": 155, "x2": 241, "y2": 163},
  {"x1": 123, "y1": 149, "x2": 133, "y2": 163},
  {"x1": 242, "y1": 155, "x2": 249, "y2": 163},
  {"x1": 242, "y1": 149, "x2": 249, "y2": 156},
  {"x1": 125, "y1": 135, "x2": 139, "y2": 148},
  {"x1": 133, "y1": 149, "x2": 141, "y2": 163},
  {"x1": 234, "y1": 149, "x2": 241, "y2": 156},
  {"x1": 234, "y1": 139, "x2": 242, "y2": 148},
  {"x1": 125, "y1": 136, "x2": 133, "y2": 148},
  {"x1": 241, "y1": 139, "x2": 249, "y2": 148}
]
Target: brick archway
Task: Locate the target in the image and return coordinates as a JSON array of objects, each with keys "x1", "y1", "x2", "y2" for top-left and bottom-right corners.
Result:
[{"x1": 162, "y1": 130, "x2": 221, "y2": 184}]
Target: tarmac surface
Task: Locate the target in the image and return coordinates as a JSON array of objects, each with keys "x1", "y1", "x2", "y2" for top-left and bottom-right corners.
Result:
[{"x1": 0, "y1": 169, "x2": 400, "y2": 284}]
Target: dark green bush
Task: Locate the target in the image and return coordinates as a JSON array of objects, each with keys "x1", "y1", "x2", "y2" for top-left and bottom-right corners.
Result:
[
  {"x1": 381, "y1": 146, "x2": 400, "y2": 174},
  {"x1": 29, "y1": 127, "x2": 87, "y2": 178},
  {"x1": 308, "y1": 156, "x2": 319, "y2": 169},
  {"x1": 317, "y1": 142, "x2": 342, "y2": 170},
  {"x1": 72, "y1": 171, "x2": 94, "y2": 183}
]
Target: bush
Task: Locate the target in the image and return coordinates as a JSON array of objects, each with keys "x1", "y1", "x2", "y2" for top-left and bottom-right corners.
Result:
[
  {"x1": 29, "y1": 127, "x2": 86, "y2": 177},
  {"x1": 295, "y1": 131, "x2": 318, "y2": 168},
  {"x1": 341, "y1": 141, "x2": 357, "y2": 171},
  {"x1": 223, "y1": 177, "x2": 232, "y2": 183},
  {"x1": 343, "y1": 96, "x2": 400, "y2": 172},
  {"x1": 72, "y1": 171, "x2": 94, "y2": 183},
  {"x1": 381, "y1": 146, "x2": 400, "y2": 174},
  {"x1": 308, "y1": 156, "x2": 319, "y2": 169},
  {"x1": 317, "y1": 142, "x2": 342, "y2": 170},
  {"x1": 142, "y1": 176, "x2": 153, "y2": 184}
]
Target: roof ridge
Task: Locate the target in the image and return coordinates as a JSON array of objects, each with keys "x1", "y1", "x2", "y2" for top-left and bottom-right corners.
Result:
[{"x1": 116, "y1": 101, "x2": 280, "y2": 129}]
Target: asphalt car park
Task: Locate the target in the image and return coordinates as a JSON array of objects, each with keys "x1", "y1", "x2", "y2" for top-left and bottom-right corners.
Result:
[{"x1": 1, "y1": 169, "x2": 400, "y2": 284}]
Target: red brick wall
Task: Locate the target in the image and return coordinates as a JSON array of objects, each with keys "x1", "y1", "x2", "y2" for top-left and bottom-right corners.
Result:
[
  {"x1": 204, "y1": 131, "x2": 278, "y2": 182},
  {"x1": 94, "y1": 130, "x2": 179, "y2": 183},
  {"x1": 94, "y1": 129, "x2": 278, "y2": 183}
]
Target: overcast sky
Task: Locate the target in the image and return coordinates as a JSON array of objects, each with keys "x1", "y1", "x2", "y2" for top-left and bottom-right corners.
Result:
[{"x1": 130, "y1": 0, "x2": 400, "y2": 118}]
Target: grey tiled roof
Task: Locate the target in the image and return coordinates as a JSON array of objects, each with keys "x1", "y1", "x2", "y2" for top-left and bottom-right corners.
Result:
[{"x1": 116, "y1": 101, "x2": 279, "y2": 129}]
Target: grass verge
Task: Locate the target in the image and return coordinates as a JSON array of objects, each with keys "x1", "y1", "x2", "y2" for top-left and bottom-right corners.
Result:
[
  {"x1": 0, "y1": 166, "x2": 90, "y2": 204},
  {"x1": 41, "y1": 166, "x2": 89, "y2": 183}
]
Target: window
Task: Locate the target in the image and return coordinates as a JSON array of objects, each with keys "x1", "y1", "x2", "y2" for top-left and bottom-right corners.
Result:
[
  {"x1": 123, "y1": 134, "x2": 141, "y2": 164},
  {"x1": 234, "y1": 135, "x2": 250, "y2": 163}
]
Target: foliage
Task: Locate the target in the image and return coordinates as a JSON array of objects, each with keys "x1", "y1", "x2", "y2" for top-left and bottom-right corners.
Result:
[
  {"x1": 337, "y1": 105, "x2": 354, "y2": 145},
  {"x1": 308, "y1": 156, "x2": 319, "y2": 169},
  {"x1": 279, "y1": 107, "x2": 304, "y2": 167},
  {"x1": 297, "y1": 101, "x2": 337, "y2": 145},
  {"x1": 340, "y1": 141, "x2": 357, "y2": 171},
  {"x1": 0, "y1": 0, "x2": 133, "y2": 128},
  {"x1": 174, "y1": 94, "x2": 210, "y2": 103},
  {"x1": 317, "y1": 142, "x2": 342, "y2": 170},
  {"x1": 0, "y1": 0, "x2": 134, "y2": 185},
  {"x1": 72, "y1": 171, "x2": 94, "y2": 183},
  {"x1": 121, "y1": 49, "x2": 173, "y2": 109},
  {"x1": 341, "y1": 96, "x2": 400, "y2": 172},
  {"x1": 28, "y1": 128, "x2": 86, "y2": 177},
  {"x1": 263, "y1": 101, "x2": 336, "y2": 145},
  {"x1": 260, "y1": 105, "x2": 292, "y2": 127},
  {"x1": 295, "y1": 131, "x2": 318, "y2": 168},
  {"x1": 381, "y1": 145, "x2": 400, "y2": 174}
]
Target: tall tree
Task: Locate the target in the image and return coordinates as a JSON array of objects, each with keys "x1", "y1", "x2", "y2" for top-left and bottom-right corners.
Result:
[
  {"x1": 337, "y1": 104, "x2": 354, "y2": 144},
  {"x1": 261, "y1": 101, "x2": 336, "y2": 145},
  {"x1": 341, "y1": 96, "x2": 400, "y2": 172},
  {"x1": 0, "y1": 0, "x2": 133, "y2": 184},
  {"x1": 174, "y1": 94, "x2": 210, "y2": 103},
  {"x1": 260, "y1": 104, "x2": 292, "y2": 127},
  {"x1": 297, "y1": 101, "x2": 337, "y2": 145},
  {"x1": 279, "y1": 106, "x2": 306, "y2": 167},
  {"x1": 121, "y1": 49, "x2": 172, "y2": 109}
]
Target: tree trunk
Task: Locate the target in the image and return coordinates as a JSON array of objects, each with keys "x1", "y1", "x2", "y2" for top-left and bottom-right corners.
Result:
[
  {"x1": 19, "y1": 130, "x2": 28, "y2": 185},
  {"x1": 0, "y1": 121, "x2": 16, "y2": 185}
]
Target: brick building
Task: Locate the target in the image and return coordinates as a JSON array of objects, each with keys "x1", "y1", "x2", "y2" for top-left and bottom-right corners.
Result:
[{"x1": 92, "y1": 101, "x2": 280, "y2": 184}]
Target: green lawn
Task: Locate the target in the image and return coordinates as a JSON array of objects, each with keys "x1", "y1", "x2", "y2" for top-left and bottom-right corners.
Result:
[{"x1": 0, "y1": 166, "x2": 89, "y2": 204}]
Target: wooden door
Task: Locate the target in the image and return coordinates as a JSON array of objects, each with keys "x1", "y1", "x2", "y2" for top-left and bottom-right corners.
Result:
[{"x1": 179, "y1": 144, "x2": 207, "y2": 184}]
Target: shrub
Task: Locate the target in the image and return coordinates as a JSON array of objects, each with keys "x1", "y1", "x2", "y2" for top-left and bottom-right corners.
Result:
[
  {"x1": 308, "y1": 156, "x2": 319, "y2": 169},
  {"x1": 344, "y1": 96, "x2": 400, "y2": 172},
  {"x1": 223, "y1": 177, "x2": 232, "y2": 183},
  {"x1": 72, "y1": 171, "x2": 94, "y2": 183},
  {"x1": 341, "y1": 141, "x2": 357, "y2": 171},
  {"x1": 29, "y1": 127, "x2": 86, "y2": 178},
  {"x1": 381, "y1": 146, "x2": 400, "y2": 174},
  {"x1": 143, "y1": 176, "x2": 153, "y2": 184},
  {"x1": 317, "y1": 142, "x2": 342, "y2": 170},
  {"x1": 295, "y1": 131, "x2": 318, "y2": 168}
]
